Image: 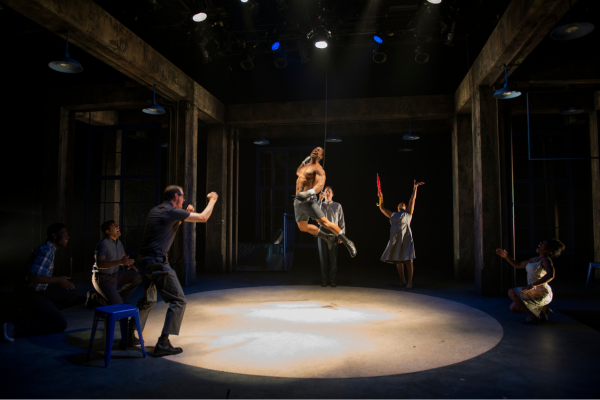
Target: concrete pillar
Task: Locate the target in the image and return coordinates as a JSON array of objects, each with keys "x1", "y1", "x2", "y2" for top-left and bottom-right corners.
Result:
[
  {"x1": 452, "y1": 114, "x2": 475, "y2": 280},
  {"x1": 590, "y1": 94, "x2": 600, "y2": 263},
  {"x1": 183, "y1": 103, "x2": 198, "y2": 284},
  {"x1": 205, "y1": 124, "x2": 228, "y2": 273},
  {"x1": 471, "y1": 85, "x2": 503, "y2": 296}
]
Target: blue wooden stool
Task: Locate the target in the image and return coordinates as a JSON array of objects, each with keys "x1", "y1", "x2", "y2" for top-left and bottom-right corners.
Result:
[{"x1": 87, "y1": 304, "x2": 147, "y2": 367}]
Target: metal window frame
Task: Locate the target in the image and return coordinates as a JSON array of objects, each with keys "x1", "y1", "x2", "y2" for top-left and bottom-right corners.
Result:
[
  {"x1": 84, "y1": 123, "x2": 162, "y2": 265},
  {"x1": 255, "y1": 146, "x2": 316, "y2": 247}
]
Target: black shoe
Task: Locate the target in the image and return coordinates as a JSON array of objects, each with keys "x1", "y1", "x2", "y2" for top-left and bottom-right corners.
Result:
[
  {"x1": 315, "y1": 229, "x2": 335, "y2": 250},
  {"x1": 154, "y1": 338, "x2": 183, "y2": 357},
  {"x1": 338, "y1": 234, "x2": 357, "y2": 258},
  {"x1": 118, "y1": 336, "x2": 141, "y2": 350},
  {"x1": 2, "y1": 322, "x2": 15, "y2": 343},
  {"x1": 321, "y1": 282, "x2": 328, "y2": 287},
  {"x1": 85, "y1": 291, "x2": 97, "y2": 309},
  {"x1": 330, "y1": 281, "x2": 337, "y2": 287}
]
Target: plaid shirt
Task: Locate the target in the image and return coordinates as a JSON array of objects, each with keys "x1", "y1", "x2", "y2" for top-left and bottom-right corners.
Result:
[{"x1": 27, "y1": 240, "x2": 57, "y2": 291}]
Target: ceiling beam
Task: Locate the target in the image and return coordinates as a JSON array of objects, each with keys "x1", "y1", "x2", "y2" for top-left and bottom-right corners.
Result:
[
  {"x1": 227, "y1": 95, "x2": 454, "y2": 125},
  {"x1": 3, "y1": 0, "x2": 224, "y2": 123},
  {"x1": 239, "y1": 119, "x2": 452, "y2": 140},
  {"x1": 454, "y1": 0, "x2": 576, "y2": 114}
]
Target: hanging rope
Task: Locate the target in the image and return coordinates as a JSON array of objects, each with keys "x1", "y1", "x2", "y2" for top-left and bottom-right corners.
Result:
[{"x1": 322, "y1": 53, "x2": 328, "y2": 169}]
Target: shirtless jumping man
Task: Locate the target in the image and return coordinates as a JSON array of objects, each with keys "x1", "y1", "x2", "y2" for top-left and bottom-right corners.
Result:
[{"x1": 294, "y1": 147, "x2": 357, "y2": 257}]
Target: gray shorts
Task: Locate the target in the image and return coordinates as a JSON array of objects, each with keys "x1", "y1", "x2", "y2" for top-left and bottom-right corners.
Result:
[{"x1": 294, "y1": 196, "x2": 325, "y2": 222}]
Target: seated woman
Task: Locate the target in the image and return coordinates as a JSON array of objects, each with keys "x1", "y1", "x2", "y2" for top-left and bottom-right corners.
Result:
[{"x1": 496, "y1": 239, "x2": 565, "y2": 324}]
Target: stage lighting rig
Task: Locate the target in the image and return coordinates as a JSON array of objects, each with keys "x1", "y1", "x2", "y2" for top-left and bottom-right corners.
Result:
[
  {"x1": 373, "y1": 45, "x2": 387, "y2": 63},
  {"x1": 308, "y1": 26, "x2": 331, "y2": 49}
]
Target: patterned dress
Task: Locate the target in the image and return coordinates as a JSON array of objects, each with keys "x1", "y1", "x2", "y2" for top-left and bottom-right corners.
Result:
[
  {"x1": 381, "y1": 211, "x2": 415, "y2": 263},
  {"x1": 516, "y1": 259, "x2": 553, "y2": 317}
]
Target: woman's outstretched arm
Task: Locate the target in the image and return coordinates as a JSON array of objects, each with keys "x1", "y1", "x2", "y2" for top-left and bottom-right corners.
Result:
[
  {"x1": 407, "y1": 180, "x2": 425, "y2": 215},
  {"x1": 378, "y1": 191, "x2": 394, "y2": 218},
  {"x1": 495, "y1": 248, "x2": 529, "y2": 269}
]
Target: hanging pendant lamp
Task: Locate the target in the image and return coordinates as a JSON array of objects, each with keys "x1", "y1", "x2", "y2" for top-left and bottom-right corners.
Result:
[
  {"x1": 254, "y1": 125, "x2": 269, "y2": 145},
  {"x1": 326, "y1": 123, "x2": 342, "y2": 142},
  {"x1": 48, "y1": 33, "x2": 83, "y2": 73},
  {"x1": 398, "y1": 142, "x2": 413, "y2": 152},
  {"x1": 559, "y1": 89, "x2": 584, "y2": 115},
  {"x1": 402, "y1": 121, "x2": 420, "y2": 140},
  {"x1": 493, "y1": 66, "x2": 521, "y2": 99},
  {"x1": 142, "y1": 85, "x2": 166, "y2": 115},
  {"x1": 550, "y1": 0, "x2": 594, "y2": 41}
]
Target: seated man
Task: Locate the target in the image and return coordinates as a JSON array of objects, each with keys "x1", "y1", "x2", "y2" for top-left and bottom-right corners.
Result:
[
  {"x1": 3, "y1": 223, "x2": 78, "y2": 342},
  {"x1": 86, "y1": 220, "x2": 142, "y2": 348}
]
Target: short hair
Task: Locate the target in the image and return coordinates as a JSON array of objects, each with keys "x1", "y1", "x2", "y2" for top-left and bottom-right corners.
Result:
[
  {"x1": 544, "y1": 238, "x2": 565, "y2": 259},
  {"x1": 324, "y1": 186, "x2": 334, "y2": 194},
  {"x1": 164, "y1": 185, "x2": 183, "y2": 201},
  {"x1": 47, "y1": 223, "x2": 66, "y2": 240},
  {"x1": 101, "y1": 220, "x2": 116, "y2": 236}
]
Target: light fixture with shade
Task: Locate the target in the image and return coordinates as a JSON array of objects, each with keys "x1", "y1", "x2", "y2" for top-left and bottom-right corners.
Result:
[
  {"x1": 403, "y1": 121, "x2": 420, "y2": 140},
  {"x1": 142, "y1": 85, "x2": 165, "y2": 115},
  {"x1": 48, "y1": 33, "x2": 83, "y2": 73},
  {"x1": 399, "y1": 142, "x2": 413, "y2": 152},
  {"x1": 254, "y1": 126, "x2": 269, "y2": 145},
  {"x1": 559, "y1": 90, "x2": 584, "y2": 115},
  {"x1": 550, "y1": 0, "x2": 594, "y2": 41},
  {"x1": 427, "y1": 0, "x2": 442, "y2": 3},
  {"x1": 493, "y1": 66, "x2": 521, "y2": 99},
  {"x1": 326, "y1": 124, "x2": 342, "y2": 143}
]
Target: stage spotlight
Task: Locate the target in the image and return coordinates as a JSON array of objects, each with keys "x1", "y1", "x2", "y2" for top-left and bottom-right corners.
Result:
[
  {"x1": 493, "y1": 66, "x2": 521, "y2": 99},
  {"x1": 427, "y1": 0, "x2": 442, "y2": 3},
  {"x1": 271, "y1": 41, "x2": 280, "y2": 51},
  {"x1": 550, "y1": 0, "x2": 594, "y2": 40},
  {"x1": 373, "y1": 45, "x2": 387, "y2": 63},
  {"x1": 142, "y1": 85, "x2": 165, "y2": 115},
  {"x1": 310, "y1": 26, "x2": 331, "y2": 49},
  {"x1": 414, "y1": 46, "x2": 429, "y2": 64},
  {"x1": 48, "y1": 33, "x2": 83, "y2": 73},
  {"x1": 274, "y1": 47, "x2": 287, "y2": 68},
  {"x1": 240, "y1": 0, "x2": 248, "y2": 2},
  {"x1": 241, "y1": 54, "x2": 255, "y2": 70}
]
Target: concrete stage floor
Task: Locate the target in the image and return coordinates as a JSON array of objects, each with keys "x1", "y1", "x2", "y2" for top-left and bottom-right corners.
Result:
[{"x1": 1, "y1": 266, "x2": 599, "y2": 398}]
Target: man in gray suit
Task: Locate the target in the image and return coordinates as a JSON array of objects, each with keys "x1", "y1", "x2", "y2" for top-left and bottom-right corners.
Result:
[{"x1": 317, "y1": 186, "x2": 346, "y2": 287}]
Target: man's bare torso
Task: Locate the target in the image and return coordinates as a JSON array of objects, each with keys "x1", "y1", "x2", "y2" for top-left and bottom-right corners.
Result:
[{"x1": 296, "y1": 163, "x2": 324, "y2": 194}]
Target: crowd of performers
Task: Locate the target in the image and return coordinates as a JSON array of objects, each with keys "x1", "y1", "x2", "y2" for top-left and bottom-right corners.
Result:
[{"x1": 1, "y1": 147, "x2": 565, "y2": 352}]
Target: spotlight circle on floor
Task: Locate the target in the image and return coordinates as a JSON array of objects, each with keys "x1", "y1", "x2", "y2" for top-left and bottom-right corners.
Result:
[{"x1": 145, "y1": 286, "x2": 504, "y2": 378}]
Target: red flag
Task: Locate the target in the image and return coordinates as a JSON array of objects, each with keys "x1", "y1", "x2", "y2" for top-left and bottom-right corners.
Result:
[{"x1": 376, "y1": 174, "x2": 382, "y2": 206}]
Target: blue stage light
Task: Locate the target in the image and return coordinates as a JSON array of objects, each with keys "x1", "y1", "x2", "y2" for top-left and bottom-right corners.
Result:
[
  {"x1": 271, "y1": 41, "x2": 280, "y2": 51},
  {"x1": 374, "y1": 35, "x2": 383, "y2": 44}
]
